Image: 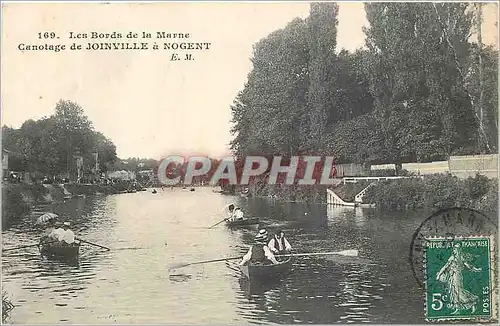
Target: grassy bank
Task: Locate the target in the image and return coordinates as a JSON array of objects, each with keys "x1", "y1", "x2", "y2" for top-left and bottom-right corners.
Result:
[
  {"x1": 363, "y1": 174, "x2": 498, "y2": 212},
  {"x1": 2, "y1": 183, "x2": 48, "y2": 228},
  {"x1": 246, "y1": 173, "x2": 497, "y2": 213},
  {"x1": 1, "y1": 181, "x2": 144, "y2": 229},
  {"x1": 247, "y1": 180, "x2": 327, "y2": 203}
]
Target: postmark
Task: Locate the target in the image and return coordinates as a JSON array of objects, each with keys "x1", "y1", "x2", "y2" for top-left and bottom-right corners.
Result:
[
  {"x1": 424, "y1": 235, "x2": 496, "y2": 322},
  {"x1": 410, "y1": 207, "x2": 498, "y2": 288}
]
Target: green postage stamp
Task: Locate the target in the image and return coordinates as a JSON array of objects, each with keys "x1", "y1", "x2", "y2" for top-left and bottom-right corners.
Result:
[{"x1": 424, "y1": 235, "x2": 497, "y2": 322}]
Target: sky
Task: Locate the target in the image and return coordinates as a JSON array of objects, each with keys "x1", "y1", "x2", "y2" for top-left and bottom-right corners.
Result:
[{"x1": 1, "y1": 2, "x2": 498, "y2": 159}]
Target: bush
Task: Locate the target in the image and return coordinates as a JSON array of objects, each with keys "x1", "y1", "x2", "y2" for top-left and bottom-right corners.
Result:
[
  {"x1": 2, "y1": 185, "x2": 30, "y2": 229},
  {"x1": 363, "y1": 173, "x2": 497, "y2": 212},
  {"x1": 478, "y1": 181, "x2": 498, "y2": 212},
  {"x1": 464, "y1": 174, "x2": 490, "y2": 201}
]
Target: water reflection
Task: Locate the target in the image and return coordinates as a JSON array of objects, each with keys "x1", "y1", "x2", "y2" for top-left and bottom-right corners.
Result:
[
  {"x1": 3, "y1": 188, "x2": 444, "y2": 323},
  {"x1": 238, "y1": 277, "x2": 283, "y2": 298}
]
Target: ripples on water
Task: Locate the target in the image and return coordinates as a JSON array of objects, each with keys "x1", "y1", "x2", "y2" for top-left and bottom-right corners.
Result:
[{"x1": 3, "y1": 188, "x2": 427, "y2": 323}]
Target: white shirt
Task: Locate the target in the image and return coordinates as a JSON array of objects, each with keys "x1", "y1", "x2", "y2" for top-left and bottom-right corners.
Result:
[
  {"x1": 61, "y1": 229, "x2": 76, "y2": 244},
  {"x1": 268, "y1": 237, "x2": 292, "y2": 253},
  {"x1": 240, "y1": 245, "x2": 278, "y2": 265},
  {"x1": 229, "y1": 209, "x2": 244, "y2": 222},
  {"x1": 51, "y1": 228, "x2": 65, "y2": 241}
]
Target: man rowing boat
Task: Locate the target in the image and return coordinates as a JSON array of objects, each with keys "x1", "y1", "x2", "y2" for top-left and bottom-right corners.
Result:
[
  {"x1": 225, "y1": 204, "x2": 244, "y2": 222},
  {"x1": 268, "y1": 230, "x2": 292, "y2": 254},
  {"x1": 228, "y1": 207, "x2": 244, "y2": 222},
  {"x1": 239, "y1": 229, "x2": 279, "y2": 266}
]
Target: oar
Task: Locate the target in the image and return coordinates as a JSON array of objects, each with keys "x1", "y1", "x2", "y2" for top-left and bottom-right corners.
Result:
[
  {"x1": 277, "y1": 249, "x2": 359, "y2": 258},
  {"x1": 169, "y1": 255, "x2": 242, "y2": 270},
  {"x1": 76, "y1": 238, "x2": 110, "y2": 251},
  {"x1": 208, "y1": 203, "x2": 236, "y2": 228},
  {"x1": 168, "y1": 250, "x2": 359, "y2": 270},
  {"x1": 3, "y1": 243, "x2": 42, "y2": 252},
  {"x1": 207, "y1": 218, "x2": 229, "y2": 229},
  {"x1": 3, "y1": 240, "x2": 61, "y2": 252}
]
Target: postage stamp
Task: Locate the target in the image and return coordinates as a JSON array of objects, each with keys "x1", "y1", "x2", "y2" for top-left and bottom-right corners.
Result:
[
  {"x1": 410, "y1": 207, "x2": 498, "y2": 288},
  {"x1": 424, "y1": 235, "x2": 497, "y2": 322}
]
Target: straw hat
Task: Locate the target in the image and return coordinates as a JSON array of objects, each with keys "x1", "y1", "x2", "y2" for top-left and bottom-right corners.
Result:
[{"x1": 255, "y1": 229, "x2": 268, "y2": 243}]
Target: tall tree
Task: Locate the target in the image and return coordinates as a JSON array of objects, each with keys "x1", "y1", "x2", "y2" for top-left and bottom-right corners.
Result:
[
  {"x1": 305, "y1": 2, "x2": 339, "y2": 153},
  {"x1": 230, "y1": 18, "x2": 309, "y2": 156},
  {"x1": 364, "y1": 2, "x2": 477, "y2": 164}
]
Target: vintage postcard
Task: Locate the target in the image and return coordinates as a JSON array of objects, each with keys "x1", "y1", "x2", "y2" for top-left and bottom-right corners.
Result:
[{"x1": 1, "y1": 1, "x2": 498, "y2": 324}]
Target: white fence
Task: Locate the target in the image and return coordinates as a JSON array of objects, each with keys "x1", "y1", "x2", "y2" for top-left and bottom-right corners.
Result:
[
  {"x1": 448, "y1": 154, "x2": 498, "y2": 179},
  {"x1": 402, "y1": 161, "x2": 450, "y2": 175},
  {"x1": 369, "y1": 154, "x2": 498, "y2": 179}
]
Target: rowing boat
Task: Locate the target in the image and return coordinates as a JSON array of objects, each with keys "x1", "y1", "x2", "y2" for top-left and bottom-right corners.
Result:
[
  {"x1": 39, "y1": 241, "x2": 81, "y2": 261},
  {"x1": 225, "y1": 217, "x2": 260, "y2": 228},
  {"x1": 239, "y1": 257, "x2": 292, "y2": 281}
]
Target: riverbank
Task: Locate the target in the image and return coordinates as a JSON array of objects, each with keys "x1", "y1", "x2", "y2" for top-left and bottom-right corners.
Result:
[
  {"x1": 363, "y1": 174, "x2": 498, "y2": 212},
  {"x1": 1, "y1": 182, "x2": 146, "y2": 229},
  {"x1": 246, "y1": 174, "x2": 497, "y2": 213},
  {"x1": 248, "y1": 182, "x2": 328, "y2": 203}
]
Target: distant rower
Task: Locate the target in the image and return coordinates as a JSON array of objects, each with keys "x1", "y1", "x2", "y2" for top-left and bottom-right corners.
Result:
[{"x1": 228, "y1": 207, "x2": 244, "y2": 222}]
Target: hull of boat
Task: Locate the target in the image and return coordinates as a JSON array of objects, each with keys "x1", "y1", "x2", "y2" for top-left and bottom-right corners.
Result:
[
  {"x1": 239, "y1": 257, "x2": 292, "y2": 281},
  {"x1": 39, "y1": 242, "x2": 80, "y2": 261},
  {"x1": 225, "y1": 217, "x2": 260, "y2": 228}
]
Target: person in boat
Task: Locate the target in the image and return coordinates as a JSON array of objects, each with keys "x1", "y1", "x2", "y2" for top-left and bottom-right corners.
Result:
[
  {"x1": 268, "y1": 230, "x2": 292, "y2": 255},
  {"x1": 40, "y1": 219, "x2": 58, "y2": 244},
  {"x1": 226, "y1": 204, "x2": 235, "y2": 220},
  {"x1": 51, "y1": 222, "x2": 66, "y2": 244},
  {"x1": 60, "y1": 222, "x2": 76, "y2": 246},
  {"x1": 239, "y1": 229, "x2": 279, "y2": 266},
  {"x1": 228, "y1": 207, "x2": 244, "y2": 222}
]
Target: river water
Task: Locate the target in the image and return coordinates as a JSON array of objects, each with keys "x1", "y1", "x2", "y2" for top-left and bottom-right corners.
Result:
[{"x1": 2, "y1": 187, "x2": 455, "y2": 324}]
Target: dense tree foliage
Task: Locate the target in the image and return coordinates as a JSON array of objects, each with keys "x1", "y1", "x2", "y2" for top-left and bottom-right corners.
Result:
[
  {"x1": 2, "y1": 100, "x2": 117, "y2": 179},
  {"x1": 230, "y1": 3, "x2": 498, "y2": 165}
]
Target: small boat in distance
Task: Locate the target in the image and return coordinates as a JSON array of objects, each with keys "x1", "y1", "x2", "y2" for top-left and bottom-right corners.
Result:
[
  {"x1": 239, "y1": 257, "x2": 293, "y2": 281},
  {"x1": 240, "y1": 187, "x2": 251, "y2": 198},
  {"x1": 225, "y1": 217, "x2": 260, "y2": 228}
]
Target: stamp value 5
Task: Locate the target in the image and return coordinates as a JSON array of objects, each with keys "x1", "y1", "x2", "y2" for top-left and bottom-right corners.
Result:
[{"x1": 424, "y1": 235, "x2": 496, "y2": 322}]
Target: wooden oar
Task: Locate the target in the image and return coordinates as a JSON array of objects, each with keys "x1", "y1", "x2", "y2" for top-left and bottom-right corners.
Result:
[
  {"x1": 3, "y1": 243, "x2": 42, "y2": 252},
  {"x1": 169, "y1": 255, "x2": 242, "y2": 270},
  {"x1": 277, "y1": 249, "x2": 359, "y2": 258},
  {"x1": 76, "y1": 238, "x2": 110, "y2": 251},
  {"x1": 169, "y1": 249, "x2": 358, "y2": 270},
  {"x1": 207, "y1": 217, "x2": 229, "y2": 229},
  {"x1": 3, "y1": 240, "x2": 62, "y2": 252}
]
